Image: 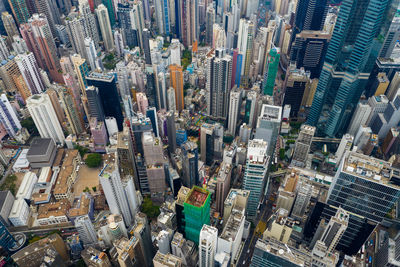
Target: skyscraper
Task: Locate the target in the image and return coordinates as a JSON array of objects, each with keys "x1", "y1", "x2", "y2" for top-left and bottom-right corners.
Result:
[
  {"x1": 96, "y1": 4, "x2": 114, "y2": 52},
  {"x1": 1, "y1": 11, "x2": 19, "y2": 42},
  {"x1": 7, "y1": 0, "x2": 30, "y2": 25},
  {"x1": 34, "y1": 0, "x2": 61, "y2": 36},
  {"x1": 99, "y1": 154, "x2": 133, "y2": 226},
  {"x1": 14, "y1": 52, "x2": 45, "y2": 95},
  {"x1": 74, "y1": 215, "x2": 98, "y2": 246},
  {"x1": 243, "y1": 139, "x2": 269, "y2": 219},
  {"x1": 79, "y1": 0, "x2": 100, "y2": 47},
  {"x1": 65, "y1": 16, "x2": 87, "y2": 60},
  {"x1": 59, "y1": 87, "x2": 85, "y2": 135},
  {"x1": 0, "y1": 94, "x2": 21, "y2": 137},
  {"x1": 263, "y1": 46, "x2": 280, "y2": 96},
  {"x1": 291, "y1": 124, "x2": 315, "y2": 167},
  {"x1": 227, "y1": 87, "x2": 241, "y2": 135},
  {"x1": 102, "y1": 0, "x2": 115, "y2": 27},
  {"x1": 181, "y1": 141, "x2": 199, "y2": 188},
  {"x1": 86, "y1": 72, "x2": 124, "y2": 131},
  {"x1": 26, "y1": 94, "x2": 65, "y2": 144},
  {"x1": 169, "y1": 64, "x2": 184, "y2": 112},
  {"x1": 154, "y1": 0, "x2": 170, "y2": 36},
  {"x1": 206, "y1": 48, "x2": 232, "y2": 119},
  {"x1": 307, "y1": 0, "x2": 398, "y2": 137},
  {"x1": 199, "y1": 225, "x2": 218, "y2": 267}
]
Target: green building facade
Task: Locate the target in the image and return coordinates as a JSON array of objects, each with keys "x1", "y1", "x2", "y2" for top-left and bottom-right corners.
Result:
[{"x1": 263, "y1": 47, "x2": 280, "y2": 96}]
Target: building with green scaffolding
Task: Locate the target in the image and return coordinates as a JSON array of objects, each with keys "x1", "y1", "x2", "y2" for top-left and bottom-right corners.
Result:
[
  {"x1": 263, "y1": 46, "x2": 280, "y2": 96},
  {"x1": 184, "y1": 186, "x2": 211, "y2": 244}
]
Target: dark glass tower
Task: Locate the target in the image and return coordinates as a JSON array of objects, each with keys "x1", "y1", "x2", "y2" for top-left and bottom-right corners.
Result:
[
  {"x1": 307, "y1": 0, "x2": 400, "y2": 137},
  {"x1": 0, "y1": 220, "x2": 16, "y2": 252},
  {"x1": 86, "y1": 72, "x2": 124, "y2": 131}
]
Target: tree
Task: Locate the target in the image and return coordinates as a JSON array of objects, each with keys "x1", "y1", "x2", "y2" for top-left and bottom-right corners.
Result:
[
  {"x1": 92, "y1": 186, "x2": 97, "y2": 192},
  {"x1": 21, "y1": 117, "x2": 38, "y2": 135},
  {"x1": 85, "y1": 153, "x2": 102, "y2": 168},
  {"x1": 141, "y1": 197, "x2": 160, "y2": 219},
  {"x1": 83, "y1": 187, "x2": 90, "y2": 193},
  {"x1": 279, "y1": 148, "x2": 285, "y2": 160},
  {"x1": 75, "y1": 145, "x2": 89, "y2": 157}
]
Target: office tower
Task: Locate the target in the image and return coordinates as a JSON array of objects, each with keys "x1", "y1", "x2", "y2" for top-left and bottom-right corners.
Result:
[
  {"x1": 169, "y1": 39, "x2": 181, "y2": 66},
  {"x1": 131, "y1": 0, "x2": 145, "y2": 49},
  {"x1": 34, "y1": 0, "x2": 61, "y2": 36},
  {"x1": 14, "y1": 52, "x2": 44, "y2": 95},
  {"x1": 251, "y1": 239, "x2": 310, "y2": 266},
  {"x1": 323, "y1": 152, "x2": 400, "y2": 254},
  {"x1": 243, "y1": 139, "x2": 269, "y2": 219},
  {"x1": 282, "y1": 67, "x2": 311, "y2": 118},
  {"x1": 371, "y1": 94, "x2": 400, "y2": 139},
  {"x1": 102, "y1": 0, "x2": 115, "y2": 27},
  {"x1": 262, "y1": 46, "x2": 280, "y2": 96},
  {"x1": 291, "y1": 125, "x2": 315, "y2": 168},
  {"x1": 242, "y1": 22, "x2": 255, "y2": 87},
  {"x1": 308, "y1": 0, "x2": 398, "y2": 137},
  {"x1": 165, "y1": 111, "x2": 177, "y2": 154},
  {"x1": 382, "y1": 128, "x2": 399, "y2": 157},
  {"x1": 244, "y1": 90, "x2": 258, "y2": 127},
  {"x1": 22, "y1": 14, "x2": 63, "y2": 83},
  {"x1": 184, "y1": 186, "x2": 211, "y2": 244},
  {"x1": 0, "y1": 94, "x2": 21, "y2": 138},
  {"x1": 379, "y1": 15, "x2": 400, "y2": 58},
  {"x1": 59, "y1": 87, "x2": 85, "y2": 135},
  {"x1": 99, "y1": 156, "x2": 133, "y2": 226},
  {"x1": 347, "y1": 102, "x2": 372, "y2": 136},
  {"x1": 169, "y1": 64, "x2": 184, "y2": 112},
  {"x1": 167, "y1": 87, "x2": 176, "y2": 112},
  {"x1": 7, "y1": 0, "x2": 30, "y2": 25},
  {"x1": 227, "y1": 88, "x2": 241, "y2": 135},
  {"x1": 136, "y1": 92, "x2": 148, "y2": 114},
  {"x1": 372, "y1": 72, "x2": 390, "y2": 96},
  {"x1": 205, "y1": 5, "x2": 214, "y2": 45},
  {"x1": 200, "y1": 123, "x2": 214, "y2": 165},
  {"x1": 96, "y1": 4, "x2": 114, "y2": 52},
  {"x1": 90, "y1": 117, "x2": 108, "y2": 151},
  {"x1": 290, "y1": 0, "x2": 328, "y2": 47},
  {"x1": 26, "y1": 94, "x2": 65, "y2": 144},
  {"x1": 154, "y1": 0, "x2": 170, "y2": 36},
  {"x1": 79, "y1": 0, "x2": 100, "y2": 47},
  {"x1": 142, "y1": 28, "x2": 152, "y2": 65},
  {"x1": 156, "y1": 71, "x2": 167, "y2": 110},
  {"x1": 2, "y1": 11, "x2": 18, "y2": 43},
  {"x1": 181, "y1": 141, "x2": 199, "y2": 188},
  {"x1": 291, "y1": 181, "x2": 312, "y2": 220},
  {"x1": 255, "y1": 104, "x2": 282, "y2": 156},
  {"x1": 84, "y1": 37, "x2": 98, "y2": 70},
  {"x1": 199, "y1": 225, "x2": 217, "y2": 267},
  {"x1": 86, "y1": 86, "x2": 105, "y2": 122},
  {"x1": 290, "y1": 31, "x2": 330, "y2": 79},
  {"x1": 75, "y1": 215, "x2": 98, "y2": 246},
  {"x1": 86, "y1": 72, "x2": 123, "y2": 131},
  {"x1": 0, "y1": 220, "x2": 16, "y2": 252},
  {"x1": 206, "y1": 49, "x2": 232, "y2": 119}
]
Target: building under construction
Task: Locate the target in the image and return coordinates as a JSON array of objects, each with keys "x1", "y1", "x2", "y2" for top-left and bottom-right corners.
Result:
[{"x1": 184, "y1": 186, "x2": 211, "y2": 244}]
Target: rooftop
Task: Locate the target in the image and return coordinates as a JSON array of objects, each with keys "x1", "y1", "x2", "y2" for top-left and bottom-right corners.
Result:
[
  {"x1": 37, "y1": 200, "x2": 70, "y2": 219},
  {"x1": 68, "y1": 193, "x2": 92, "y2": 218},
  {"x1": 220, "y1": 208, "x2": 245, "y2": 241},
  {"x1": 53, "y1": 150, "x2": 79, "y2": 195},
  {"x1": 27, "y1": 138, "x2": 54, "y2": 156},
  {"x1": 153, "y1": 251, "x2": 182, "y2": 266},
  {"x1": 185, "y1": 186, "x2": 210, "y2": 207},
  {"x1": 247, "y1": 139, "x2": 269, "y2": 164},
  {"x1": 342, "y1": 152, "x2": 398, "y2": 188}
]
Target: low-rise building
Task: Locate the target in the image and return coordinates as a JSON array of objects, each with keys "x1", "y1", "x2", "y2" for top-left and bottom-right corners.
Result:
[
  {"x1": 263, "y1": 208, "x2": 294, "y2": 244},
  {"x1": 53, "y1": 149, "x2": 80, "y2": 200},
  {"x1": 153, "y1": 251, "x2": 182, "y2": 267},
  {"x1": 26, "y1": 138, "x2": 57, "y2": 168},
  {"x1": 15, "y1": 171, "x2": 37, "y2": 200},
  {"x1": 81, "y1": 246, "x2": 111, "y2": 267},
  {"x1": 37, "y1": 200, "x2": 70, "y2": 226},
  {"x1": 68, "y1": 193, "x2": 94, "y2": 223}
]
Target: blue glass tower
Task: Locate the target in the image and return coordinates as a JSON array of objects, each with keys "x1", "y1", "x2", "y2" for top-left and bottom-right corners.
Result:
[
  {"x1": 307, "y1": 0, "x2": 400, "y2": 137},
  {"x1": 0, "y1": 220, "x2": 16, "y2": 252}
]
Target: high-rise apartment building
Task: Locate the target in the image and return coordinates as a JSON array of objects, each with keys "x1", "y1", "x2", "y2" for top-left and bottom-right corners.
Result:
[
  {"x1": 199, "y1": 225, "x2": 218, "y2": 267},
  {"x1": 7, "y1": 0, "x2": 30, "y2": 25},
  {"x1": 263, "y1": 46, "x2": 280, "y2": 96},
  {"x1": 307, "y1": 0, "x2": 398, "y2": 137},
  {"x1": 227, "y1": 87, "x2": 241, "y2": 135},
  {"x1": 79, "y1": 0, "x2": 100, "y2": 47},
  {"x1": 96, "y1": 4, "x2": 114, "y2": 52},
  {"x1": 65, "y1": 15, "x2": 87, "y2": 60},
  {"x1": 99, "y1": 154, "x2": 133, "y2": 226},
  {"x1": 59, "y1": 87, "x2": 85, "y2": 135},
  {"x1": 291, "y1": 125, "x2": 315, "y2": 168},
  {"x1": 26, "y1": 94, "x2": 65, "y2": 144},
  {"x1": 181, "y1": 141, "x2": 199, "y2": 188},
  {"x1": 1, "y1": 12, "x2": 19, "y2": 41},
  {"x1": 0, "y1": 94, "x2": 21, "y2": 137},
  {"x1": 14, "y1": 52, "x2": 45, "y2": 95},
  {"x1": 243, "y1": 139, "x2": 269, "y2": 218},
  {"x1": 206, "y1": 48, "x2": 232, "y2": 119},
  {"x1": 169, "y1": 64, "x2": 184, "y2": 112}
]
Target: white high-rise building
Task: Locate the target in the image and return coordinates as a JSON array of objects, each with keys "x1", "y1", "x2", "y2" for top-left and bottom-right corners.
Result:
[
  {"x1": 65, "y1": 16, "x2": 87, "y2": 59},
  {"x1": 131, "y1": 1, "x2": 145, "y2": 49},
  {"x1": 84, "y1": 37, "x2": 97, "y2": 70},
  {"x1": 0, "y1": 94, "x2": 21, "y2": 137},
  {"x1": 227, "y1": 88, "x2": 241, "y2": 135},
  {"x1": 291, "y1": 125, "x2": 315, "y2": 168},
  {"x1": 169, "y1": 39, "x2": 181, "y2": 66},
  {"x1": 79, "y1": 0, "x2": 100, "y2": 47},
  {"x1": 319, "y1": 208, "x2": 349, "y2": 253},
  {"x1": 96, "y1": 4, "x2": 114, "y2": 51},
  {"x1": 366, "y1": 95, "x2": 389, "y2": 125},
  {"x1": 0, "y1": 36, "x2": 9, "y2": 61},
  {"x1": 243, "y1": 139, "x2": 269, "y2": 218},
  {"x1": 347, "y1": 102, "x2": 372, "y2": 136},
  {"x1": 167, "y1": 87, "x2": 176, "y2": 113},
  {"x1": 335, "y1": 134, "x2": 354, "y2": 164},
  {"x1": 99, "y1": 153, "x2": 133, "y2": 226},
  {"x1": 114, "y1": 30, "x2": 124, "y2": 57},
  {"x1": 15, "y1": 52, "x2": 45, "y2": 95},
  {"x1": 199, "y1": 225, "x2": 218, "y2": 267},
  {"x1": 26, "y1": 94, "x2": 65, "y2": 144},
  {"x1": 75, "y1": 215, "x2": 98, "y2": 246}
]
